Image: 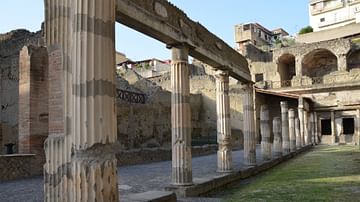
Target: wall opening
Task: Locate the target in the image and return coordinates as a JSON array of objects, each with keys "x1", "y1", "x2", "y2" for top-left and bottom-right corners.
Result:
[
  {"x1": 342, "y1": 118, "x2": 354, "y2": 135},
  {"x1": 347, "y1": 49, "x2": 360, "y2": 71},
  {"x1": 302, "y1": 48, "x2": 337, "y2": 78},
  {"x1": 321, "y1": 119, "x2": 331, "y2": 135},
  {"x1": 278, "y1": 53, "x2": 296, "y2": 87}
]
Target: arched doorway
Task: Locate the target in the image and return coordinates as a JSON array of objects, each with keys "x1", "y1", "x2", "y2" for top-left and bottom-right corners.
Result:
[
  {"x1": 347, "y1": 49, "x2": 360, "y2": 71},
  {"x1": 302, "y1": 49, "x2": 337, "y2": 80},
  {"x1": 278, "y1": 53, "x2": 295, "y2": 87}
]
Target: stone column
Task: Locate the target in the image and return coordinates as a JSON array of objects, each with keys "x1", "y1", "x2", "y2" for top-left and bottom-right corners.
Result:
[
  {"x1": 273, "y1": 117, "x2": 282, "y2": 158},
  {"x1": 295, "y1": 55, "x2": 303, "y2": 77},
  {"x1": 215, "y1": 70, "x2": 232, "y2": 173},
  {"x1": 281, "y1": 101, "x2": 290, "y2": 154},
  {"x1": 298, "y1": 107, "x2": 305, "y2": 147},
  {"x1": 310, "y1": 113, "x2": 315, "y2": 145},
  {"x1": 337, "y1": 54, "x2": 347, "y2": 72},
  {"x1": 304, "y1": 111, "x2": 310, "y2": 145},
  {"x1": 331, "y1": 110, "x2": 336, "y2": 144},
  {"x1": 314, "y1": 112, "x2": 319, "y2": 144},
  {"x1": 242, "y1": 83, "x2": 256, "y2": 166},
  {"x1": 288, "y1": 109, "x2": 296, "y2": 152},
  {"x1": 260, "y1": 105, "x2": 271, "y2": 161},
  {"x1": 171, "y1": 45, "x2": 192, "y2": 185},
  {"x1": 70, "y1": 0, "x2": 119, "y2": 201},
  {"x1": 357, "y1": 109, "x2": 360, "y2": 147},
  {"x1": 295, "y1": 117, "x2": 301, "y2": 149}
]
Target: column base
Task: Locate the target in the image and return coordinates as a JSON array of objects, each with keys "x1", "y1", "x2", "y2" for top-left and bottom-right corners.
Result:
[
  {"x1": 216, "y1": 169, "x2": 233, "y2": 173},
  {"x1": 170, "y1": 182, "x2": 194, "y2": 187}
]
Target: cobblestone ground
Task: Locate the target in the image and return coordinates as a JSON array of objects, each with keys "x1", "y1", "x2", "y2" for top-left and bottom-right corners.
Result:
[{"x1": 0, "y1": 146, "x2": 262, "y2": 202}]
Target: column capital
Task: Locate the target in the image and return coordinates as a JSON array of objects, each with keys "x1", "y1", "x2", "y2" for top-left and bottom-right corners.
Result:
[
  {"x1": 214, "y1": 69, "x2": 230, "y2": 81},
  {"x1": 241, "y1": 82, "x2": 253, "y2": 92}
]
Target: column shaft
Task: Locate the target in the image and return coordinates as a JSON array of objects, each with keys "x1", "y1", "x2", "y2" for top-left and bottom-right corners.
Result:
[
  {"x1": 295, "y1": 118, "x2": 301, "y2": 149},
  {"x1": 215, "y1": 70, "x2": 232, "y2": 172},
  {"x1": 310, "y1": 113, "x2": 315, "y2": 145},
  {"x1": 260, "y1": 105, "x2": 271, "y2": 160},
  {"x1": 171, "y1": 45, "x2": 192, "y2": 185},
  {"x1": 243, "y1": 83, "x2": 256, "y2": 166},
  {"x1": 331, "y1": 111, "x2": 336, "y2": 144},
  {"x1": 281, "y1": 102, "x2": 290, "y2": 154},
  {"x1": 298, "y1": 107, "x2": 305, "y2": 147},
  {"x1": 288, "y1": 109, "x2": 296, "y2": 152},
  {"x1": 304, "y1": 111, "x2": 309, "y2": 145},
  {"x1": 71, "y1": 0, "x2": 119, "y2": 201},
  {"x1": 273, "y1": 117, "x2": 282, "y2": 158},
  {"x1": 314, "y1": 112, "x2": 319, "y2": 144},
  {"x1": 357, "y1": 109, "x2": 360, "y2": 147}
]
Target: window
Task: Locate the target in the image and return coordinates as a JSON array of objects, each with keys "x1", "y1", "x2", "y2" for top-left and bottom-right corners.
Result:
[
  {"x1": 320, "y1": 17, "x2": 325, "y2": 22},
  {"x1": 321, "y1": 119, "x2": 331, "y2": 135},
  {"x1": 243, "y1": 24, "x2": 250, "y2": 31},
  {"x1": 255, "y1": 73, "x2": 264, "y2": 82},
  {"x1": 343, "y1": 118, "x2": 354, "y2": 134}
]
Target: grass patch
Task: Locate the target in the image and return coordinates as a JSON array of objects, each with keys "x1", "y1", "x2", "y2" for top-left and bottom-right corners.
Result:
[{"x1": 219, "y1": 145, "x2": 360, "y2": 202}]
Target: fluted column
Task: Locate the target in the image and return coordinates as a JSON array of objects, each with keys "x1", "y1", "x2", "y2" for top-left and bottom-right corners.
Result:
[
  {"x1": 298, "y1": 107, "x2": 305, "y2": 147},
  {"x1": 304, "y1": 111, "x2": 310, "y2": 145},
  {"x1": 260, "y1": 105, "x2": 271, "y2": 161},
  {"x1": 295, "y1": 118, "x2": 301, "y2": 149},
  {"x1": 281, "y1": 101, "x2": 290, "y2": 154},
  {"x1": 289, "y1": 109, "x2": 296, "y2": 152},
  {"x1": 331, "y1": 110, "x2": 336, "y2": 144},
  {"x1": 310, "y1": 113, "x2": 315, "y2": 145},
  {"x1": 273, "y1": 117, "x2": 282, "y2": 158},
  {"x1": 242, "y1": 83, "x2": 256, "y2": 166},
  {"x1": 171, "y1": 45, "x2": 192, "y2": 185},
  {"x1": 215, "y1": 70, "x2": 232, "y2": 173},
  {"x1": 70, "y1": 0, "x2": 119, "y2": 201}
]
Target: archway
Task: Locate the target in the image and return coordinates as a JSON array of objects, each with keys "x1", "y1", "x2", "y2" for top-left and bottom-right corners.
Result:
[
  {"x1": 347, "y1": 49, "x2": 360, "y2": 71},
  {"x1": 278, "y1": 53, "x2": 295, "y2": 87},
  {"x1": 302, "y1": 49, "x2": 337, "y2": 78}
]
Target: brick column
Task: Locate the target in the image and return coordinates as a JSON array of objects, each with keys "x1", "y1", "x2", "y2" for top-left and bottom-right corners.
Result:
[
  {"x1": 260, "y1": 105, "x2": 271, "y2": 161},
  {"x1": 171, "y1": 45, "x2": 192, "y2": 185},
  {"x1": 215, "y1": 70, "x2": 232, "y2": 173},
  {"x1": 281, "y1": 101, "x2": 290, "y2": 154},
  {"x1": 331, "y1": 111, "x2": 336, "y2": 144},
  {"x1": 295, "y1": 117, "x2": 301, "y2": 149},
  {"x1": 273, "y1": 117, "x2": 282, "y2": 158},
  {"x1": 288, "y1": 108, "x2": 296, "y2": 152},
  {"x1": 18, "y1": 46, "x2": 49, "y2": 163},
  {"x1": 243, "y1": 83, "x2": 256, "y2": 166}
]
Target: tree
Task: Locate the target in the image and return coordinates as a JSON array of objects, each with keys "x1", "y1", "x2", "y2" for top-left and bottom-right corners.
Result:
[{"x1": 298, "y1": 26, "x2": 313, "y2": 35}]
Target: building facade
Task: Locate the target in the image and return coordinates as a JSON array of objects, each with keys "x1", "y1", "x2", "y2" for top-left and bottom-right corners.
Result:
[{"x1": 309, "y1": 0, "x2": 360, "y2": 31}]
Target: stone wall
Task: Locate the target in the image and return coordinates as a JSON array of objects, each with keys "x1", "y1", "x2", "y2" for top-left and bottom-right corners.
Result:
[
  {"x1": 0, "y1": 29, "x2": 43, "y2": 154},
  {"x1": 0, "y1": 154, "x2": 42, "y2": 181}
]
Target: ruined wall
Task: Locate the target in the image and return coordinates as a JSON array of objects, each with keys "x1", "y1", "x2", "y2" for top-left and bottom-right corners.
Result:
[{"x1": 0, "y1": 30, "x2": 43, "y2": 154}]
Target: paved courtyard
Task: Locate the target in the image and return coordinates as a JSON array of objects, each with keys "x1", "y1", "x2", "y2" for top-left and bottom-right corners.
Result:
[{"x1": 0, "y1": 146, "x2": 265, "y2": 201}]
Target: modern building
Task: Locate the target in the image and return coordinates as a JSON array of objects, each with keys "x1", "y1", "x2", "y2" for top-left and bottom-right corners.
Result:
[
  {"x1": 235, "y1": 23, "x2": 289, "y2": 53},
  {"x1": 118, "y1": 58, "x2": 171, "y2": 78},
  {"x1": 309, "y1": 0, "x2": 360, "y2": 31}
]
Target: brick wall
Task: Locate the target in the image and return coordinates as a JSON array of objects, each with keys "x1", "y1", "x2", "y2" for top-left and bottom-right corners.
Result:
[{"x1": 18, "y1": 46, "x2": 48, "y2": 167}]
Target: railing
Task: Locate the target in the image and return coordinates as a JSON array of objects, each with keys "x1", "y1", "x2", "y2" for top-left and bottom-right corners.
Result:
[
  {"x1": 281, "y1": 80, "x2": 292, "y2": 87},
  {"x1": 116, "y1": 89, "x2": 146, "y2": 104},
  {"x1": 311, "y1": 77, "x2": 324, "y2": 84}
]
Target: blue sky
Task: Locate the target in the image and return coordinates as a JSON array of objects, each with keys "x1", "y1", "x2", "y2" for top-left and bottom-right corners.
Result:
[{"x1": 0, "y1": 0, "x2": 309, "y2": 60}]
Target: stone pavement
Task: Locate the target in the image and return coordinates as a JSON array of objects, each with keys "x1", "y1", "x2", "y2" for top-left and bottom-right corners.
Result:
[{"x1": 0, "y1": 146, "x2": 264, "y2": 201}]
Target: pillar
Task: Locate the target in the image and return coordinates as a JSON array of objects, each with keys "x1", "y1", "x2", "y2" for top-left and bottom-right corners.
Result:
[
  {"x1": 295, "y1": 117, "x2": 301, "y2": 149},
  {"x1": 243, "y1": 83, "x2": 256, "y2": 166},
  {"x1": 215, "y1": 70, "x2": 232, "y2": 172},
  {"x1": 71, "y1": 0, "x2": 118, "y2": 200},
  {"x1": 295, "y1": 55, "x2": 303, "y2": 77},
  {"x1": 273, "y1": 117, "x2": 282, "y2": 158},
  {"x1": 260, "y1": 105, "x2": 271, "y2": 161},
  {"x1": 281, "y1": 101, "x2": 290, "y2": 154},
  {"x1": 310, "y1": 113, "x2": 315, "y2": 145},
  {"x1": 298, "y1": 107, "x2": 305, "y2": 147},
  {"x1": 171, "y1": 45, "x2": 192, "y2": 185},
  {"x1": 337, "y1": 54, "x2": 347, "y2": 72},
  {"x1": 331, "y1": 110, "x2": 336, "y2": 144},
  {"x1": 288, "y1": 109, "x2": 296, "y2": 152},
  {"x1": 357, "y1": 109, "x2": 360, "y2": 147},
  {"x1": 314, "y1": 112, "x2": 319, "y2": 144},
  {"x1": 304, "y1": 111, "x2": 310, "y2": 145}
]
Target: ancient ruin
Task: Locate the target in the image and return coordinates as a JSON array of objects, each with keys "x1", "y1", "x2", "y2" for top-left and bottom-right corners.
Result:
[{"x1": 0, "y1": 0, "x2": 360, "y2": 201}]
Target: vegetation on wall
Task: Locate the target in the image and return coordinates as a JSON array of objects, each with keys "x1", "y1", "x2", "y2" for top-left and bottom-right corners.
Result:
[{"x1": 298, "y1": 26, "x2": 313, "y2": 35}]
